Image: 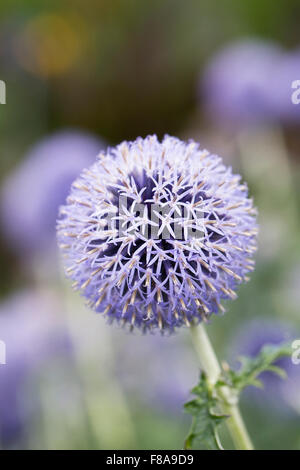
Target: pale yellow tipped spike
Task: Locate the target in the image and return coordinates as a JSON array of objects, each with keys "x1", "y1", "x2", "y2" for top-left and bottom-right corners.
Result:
[
  {"x1": 87, "y1": 247, "x2": 99, "y2": 255},
  {"x1": 212, "y1": 244, "x2": 226, "y2": 253},
  {"x1": 221, "y1": 222, "x2": 237, "y2": 227},
  {"x1": 157, "y1": 311, "x2": 163, "y2": 330},
  {"x1": 187, "y1": 278, "x2": 195, "y2": 292},
  {"x1": 196, "y1": 181, "x2": 205, "y2": 190},
  {"x1": 221, "y1": 286, "x2": 230, "y2": 296},
  {"x1": 81, "y1": 278, "x2": 91, "y2": 289},
  {"x1": 122, "y1": 299, "x2": 130, "y2": 315},
  {"x1": 66, "y1": 266, "x2": 75, "y2": 274},
  {"x1": 104, "y1": 304, "x2": 112, "y2": 315},
  {"x1": 76, "y1": 256, "x2": 89, "y2": 264},
  {"x1": 231, "y1": 245, "x2": 243, "y2": 252},
  {"x1": 227, "y1": 288, "x2": 237, "y2": 298},
  {"x1": 198, "y1": 300, "x2": 209, "y2": 314},
  {"x1": 144, "y1": 270, "x2": 151, "y2": 287},
  {"x1": 218, "y1": 265, "x2": 242, "y2": 281},
  {"x1": 199, "y1": 150, "x2": 209, "y2": 161},
  {"x1": 157, "y1": 287, "x2": 162, "y2": 303},
  {"x1": 128, "y1": 257, "x2": 138, "y2": 269},
  {"x1": 59, "y1": 244, "x2": 71, "y2": 249},
  {"x1": 146, "y1": 304, "x2": 153, "y2": 320},
  {"x1": 204, "y1": 219, "x2": 218, "y2": 225},
  {"x1": 121, "y1": 144, "x2": 128, "y2": 163},
  {"x1": 198, "y1": 258, "x2": 210, "y2": 271},
  {"x1": 104, "y1": 258, "x2": 117, "y2": 269},
  {"x1": 226, "y1": 202, "x2": 243, "y2": 210},
  {"x1": 95, "y1": 291, "x2": 107, "y2": 307},
  {"x1": 212, "y1": 199, "x2": 222, "y2": 206},
  {"x1": 244, "y1": 265, "x2": 255, "y2": 271},
  {"x1": 130, "y1": 289, "x2": 137, "y2": 305},
  {"x1": 73, "y1": 182, "x2": 90, "y2": 192},
  {"x1": 117, "y1": 272, "x2": 127, "y2": 287},
  {"x1": 91, "y1": 267, "x2": 103, "y2": 276},
  {"x1": 171, "y1": 273, "x2": 179, "y2": 285},
  {"x1": 204, "y1": 278, "x2": 217, "y2": 292}
]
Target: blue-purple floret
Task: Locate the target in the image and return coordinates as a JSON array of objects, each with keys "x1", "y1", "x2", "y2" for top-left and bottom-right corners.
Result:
[{"x1": 57, "y1": 135, "x2": 258, "y2": 332}]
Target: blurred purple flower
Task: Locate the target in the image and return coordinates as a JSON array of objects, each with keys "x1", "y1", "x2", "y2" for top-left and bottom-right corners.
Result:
[
  {"x1": 229, "y1": 319, "x2": 300, "y2": 412},
  {"x1": 271, "y1": 49, "x2": 300, "y2": 123},
  {"x1": 0, "y1": 130, "x2": 104, "y2": 256},
  {"x1": 58, "y1": 135, "x2": 257, "y2": 333},
  {"x1": 0, "y1": 289, "x2": 70, "y2": 448},
  {"x1": 202, "y1": 39, "x2": 282, "y2": 127}
]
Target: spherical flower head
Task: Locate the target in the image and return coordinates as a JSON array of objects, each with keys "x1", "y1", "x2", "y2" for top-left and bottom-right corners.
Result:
[
  {"x1": 202, "y1": 39, "x2": 282, "y2": 127},
  {"x1": 0, "y1": 130, "x2": 104, "y2": 256},
  {"x1": 58, "y1": 135, "x2": 258, "y2": 333}
]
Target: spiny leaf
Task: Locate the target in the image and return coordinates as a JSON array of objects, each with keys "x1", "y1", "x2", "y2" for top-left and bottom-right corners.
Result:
[
  {"x1": 184, "y1": 343, "x2": 292, "y2": 450},
  {"x1": 184, "y1": 372, "x2": 227, "y2": 450},
  {"x1": 221, "y1": 343, "x2": 291, "y2": 392}
]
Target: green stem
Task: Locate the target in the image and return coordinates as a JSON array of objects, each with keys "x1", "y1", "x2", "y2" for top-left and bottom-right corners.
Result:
[{"x1": 190, "y1": 323, "x2": 254, "y2": 450}]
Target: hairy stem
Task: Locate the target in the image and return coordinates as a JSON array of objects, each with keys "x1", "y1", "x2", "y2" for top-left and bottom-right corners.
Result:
[{"x1": 190, "y1": 322, "x2": 254, "y2": 450}]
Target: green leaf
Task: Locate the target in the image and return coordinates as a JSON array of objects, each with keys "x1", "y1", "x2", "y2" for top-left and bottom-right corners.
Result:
[
  {"x1": 184, "y1": 372, "x2": 227, "y2": 450},
  {"x1": 222, "y1": 343, "x2": 291, "y2": 393},
  {"x1": 184, "y1": 343, "x2": 291, "y2": 450}
]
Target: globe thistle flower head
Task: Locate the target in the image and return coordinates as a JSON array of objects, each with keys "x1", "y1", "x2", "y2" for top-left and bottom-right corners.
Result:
[
  {"x1": 202, "y1": 40, "x2": 282, "y2": 127},
  {"x1": 0, "y1": 130, "x2": 104, "y2": 256},
  {"x1": 58, "y1": 135, "x2": 257, "y2": 333}
]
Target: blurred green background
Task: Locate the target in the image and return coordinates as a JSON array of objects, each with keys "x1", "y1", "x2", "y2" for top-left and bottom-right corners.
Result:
[{"x1": 0, "y1": 0, "x2": 299, "y2": 450}]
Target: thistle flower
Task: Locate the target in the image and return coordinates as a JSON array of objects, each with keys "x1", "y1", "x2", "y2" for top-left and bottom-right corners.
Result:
[
  {"x1": 201, "y1": 40, "x2": 282, "y2": 127},
  {"x1": 58, "y1": 135, "x2": 257, "y2": 332},
  {"x1": 271, "y1": 49, "x2": 300, "y2": 123},
  {"x1": 1, "y1": 130, "x2": 104, "y2": 256}
]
